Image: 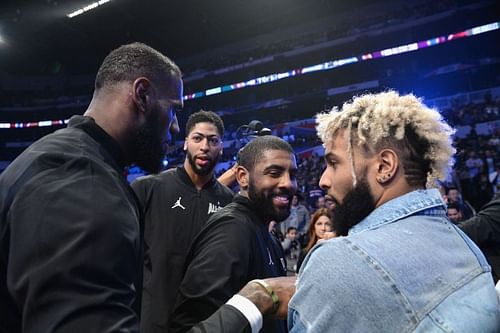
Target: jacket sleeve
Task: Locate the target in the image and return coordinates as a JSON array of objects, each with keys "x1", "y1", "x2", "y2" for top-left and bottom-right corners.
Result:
[
  {"x1": 188, "y1": 304, "x2": 251, "y2": 333},
  {"x1": 458, "y1": 197, "x2": 500, "y2": 245},
  {"x1": 170, "y1": 218, "x2": 252, "y2": 333},
  {"x1": 7, "y1": 163, "x2": 140, "y2": 332}
]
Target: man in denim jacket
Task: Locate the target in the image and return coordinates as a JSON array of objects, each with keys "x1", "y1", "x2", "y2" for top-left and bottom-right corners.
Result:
[{"x1": 289, "y1": 91, "x2": 500, "y2": 332}]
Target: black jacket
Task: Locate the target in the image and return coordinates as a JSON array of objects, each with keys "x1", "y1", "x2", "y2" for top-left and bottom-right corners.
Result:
[
  {"x1": 170, "y1": 195, "x2": 287, "y2": 333},
  {"x1": 132, "y1": 167, "x2": 233, "y2": 333},
  {"x1": 459, "y1": 194, "x2": 500, "y2": 282},
  {"x1": 0, "y1": 116, "x2": 257, "y2": 333},
  {"x1": 0, "y1": 116, "x2": 141, "y2": 333}
]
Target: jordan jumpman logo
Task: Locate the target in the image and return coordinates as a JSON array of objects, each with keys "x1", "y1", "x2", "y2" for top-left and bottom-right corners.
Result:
[{"x1": 171, "y1": 197, "x2": 186, "y2": 210}]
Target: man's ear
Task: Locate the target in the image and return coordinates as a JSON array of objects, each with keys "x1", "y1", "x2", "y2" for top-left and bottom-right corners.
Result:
[
  {"x1": 184, "y1": 138, "x2": 188, "y2": 151},
  {"x1": 132, "y1": 77, "x2": 152, "y2": 113},
  {"x1": 375, "y1": 149, "x2": 399, "y2": 185},
  {"x1": 235, "y1": 165, "x2": 249, "y2": 190}
]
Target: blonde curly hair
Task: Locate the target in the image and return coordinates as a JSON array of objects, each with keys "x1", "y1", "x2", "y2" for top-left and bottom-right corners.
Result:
[{"x1": 316, "y1": 91, "x2": 456, "y2": 188}]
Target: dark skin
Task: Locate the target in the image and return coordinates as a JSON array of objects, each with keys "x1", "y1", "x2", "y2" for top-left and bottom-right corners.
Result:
[{"x1": 237, "y1": 276, "x2": 296, "y2": 320}]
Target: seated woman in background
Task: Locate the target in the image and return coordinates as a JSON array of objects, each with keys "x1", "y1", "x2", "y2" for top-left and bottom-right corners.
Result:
[{"x1": 296, "y1": 208, "x2": 335, "y2": 273}]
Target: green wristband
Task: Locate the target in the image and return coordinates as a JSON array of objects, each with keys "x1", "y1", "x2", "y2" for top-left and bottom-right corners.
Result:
[{"x1": 249, "y1": 279, "x2": 280, "y2": 314}]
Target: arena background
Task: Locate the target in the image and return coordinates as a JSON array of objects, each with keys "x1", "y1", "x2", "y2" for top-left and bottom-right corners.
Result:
[{"x1": 0, "y1": 0, "x2": 499, "y2": 209}]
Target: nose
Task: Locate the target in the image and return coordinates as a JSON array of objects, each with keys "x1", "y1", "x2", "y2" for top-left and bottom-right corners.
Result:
[
  {"x1": 200, "y1": 137, "x2": 210, "y2": 151},
  {"x1": 279, "y1": 172, "x2": 298, "y2": 193},
  {"x1": 319, "y1": 169, "x2": 330, "y2": 191}
]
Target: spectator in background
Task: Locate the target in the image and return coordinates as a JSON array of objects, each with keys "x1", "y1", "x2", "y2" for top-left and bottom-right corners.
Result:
[
  {"x1": 307, "y1": 183, "x2": 323, "y2": 210},
  {"x1": 477, "y1": 172, "x2": 495, "y2": 208},
  {"x1": 268, "y1": 220, "x2": 283, "y2": 242},
  {"x1": 447, "y1": 202, "x2": 464, "y2": 224},
  {"x1": 281, "y1": 227, "x2": 302, "y2": 275},
  {"x1": 489, "y1": 162, "x2": 500, "y2": 194},
  {"x1": 447, "y1": 187, "x2": 475, "y2": 219},
  {"x1": 315, "y1": 195, "x2": 326, "y2": 210},
  {"x1": 484, "y1": 149, "x2": 496, "y2": 174},
  {"x1": 296, "y1": 208, "x2": 334, "y2": 273},
  {"x1": 465, "y1": 150, "x2": 484, "y2": 206},
  {"x1": 280, "y1": 193, "x2": 310, "y2": 238}
]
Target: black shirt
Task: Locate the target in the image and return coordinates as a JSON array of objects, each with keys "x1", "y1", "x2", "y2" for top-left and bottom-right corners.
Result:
[
  {"x1": 132, "y1": 167, "x2": 234, "y2": 332},
  {"x1": 0, "y1": 115, "x2": 141, "y2": 332},
  {"x1": 170, "y1": 195, "x2": 287, "y2": 333}
]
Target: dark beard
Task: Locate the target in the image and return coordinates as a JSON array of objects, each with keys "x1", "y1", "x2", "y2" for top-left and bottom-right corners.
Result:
[
  {"x1": 248, "y1": 181, "x2": 292, "y2": 223},
  {"x1": 132, "y1": 112, "x2": 165, "y2": 174},
  {"x1": 332, "y1": 178, "x2": 376, "y2": 236},
  {"x1": 186, "y1": 150, "x2": 218, "y2": 176}
]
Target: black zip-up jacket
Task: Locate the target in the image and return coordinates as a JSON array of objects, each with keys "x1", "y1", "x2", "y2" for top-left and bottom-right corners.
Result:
[
  {"x1": 170, "y1": 195, "x2": 287, "y2": 333},
  {"x1": 132, "y1": 167, "x2": 233, "y2": 333},
  {"x1": 0, "y1": 116, "x2": 142, "y2": 333}
]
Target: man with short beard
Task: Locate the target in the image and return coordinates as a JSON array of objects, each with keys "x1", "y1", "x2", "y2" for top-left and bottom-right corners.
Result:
[
  {"x1": 132, "y1": 110, "x2": 234, "y2": 333},
  {"x1": 0, "y1": 42, "x2": 184, "y2": 332},
  {"x1": 289, "y1": 91, "x2": 500, "y2": 332},
  {"x1": 170, "y1": 136, "x2": 297, "y2": 333}
]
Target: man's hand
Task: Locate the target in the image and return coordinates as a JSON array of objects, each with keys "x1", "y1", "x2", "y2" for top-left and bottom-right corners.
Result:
[{"x1": 238, "y1": 276, "x2": 296, "y2": 320}]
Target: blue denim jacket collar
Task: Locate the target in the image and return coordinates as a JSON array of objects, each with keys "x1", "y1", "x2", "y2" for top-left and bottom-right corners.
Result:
[{"x1": 349, "y1": 189, "x2": 446, "y2": 235}]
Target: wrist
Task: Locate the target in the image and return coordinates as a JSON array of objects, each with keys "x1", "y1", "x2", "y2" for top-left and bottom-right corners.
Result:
[
  {"x1": 238, "y1": 280, "x2": 278, "y2": 316},
  {"x1": 249, "y1": 279, "x2": 280, "y2": 315}
]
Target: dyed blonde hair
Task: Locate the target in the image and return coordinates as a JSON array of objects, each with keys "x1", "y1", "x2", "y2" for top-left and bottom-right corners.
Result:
[{"x1": 316, "y1": 91, "x2": 455, "y2": 188}]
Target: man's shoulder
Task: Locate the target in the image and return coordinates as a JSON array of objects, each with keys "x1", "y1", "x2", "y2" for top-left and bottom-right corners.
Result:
[
  {"x1": 131, "y1": 168, "x2": 177, "y2": 188},
  {"x1": 211, "y1": 180, "x2": 234, "y2": 198},
  {"x1": 204, "y1": 202, "x2": 256, "y2": 232}
]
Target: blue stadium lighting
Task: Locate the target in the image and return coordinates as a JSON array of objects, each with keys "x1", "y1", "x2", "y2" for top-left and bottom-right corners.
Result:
[
  {"x1": 182, "y1": 21, "x2": 499, "y2": 101},
  {"x1": 1, "y1": 21, "x2": 499, "y2": 129}
]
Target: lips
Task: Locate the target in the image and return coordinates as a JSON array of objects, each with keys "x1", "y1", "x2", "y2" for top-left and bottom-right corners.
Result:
[
  {"x1": 272, "y1": 194, "x2": 291, "y2": 207},
  {"x1": 196, "y1": 155, "x2": 210, "y2": 166}
]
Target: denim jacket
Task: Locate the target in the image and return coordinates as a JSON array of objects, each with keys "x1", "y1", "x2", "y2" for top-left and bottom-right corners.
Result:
[{"x1": 288, "y1": 189, "x2": 500, "y2": 332}]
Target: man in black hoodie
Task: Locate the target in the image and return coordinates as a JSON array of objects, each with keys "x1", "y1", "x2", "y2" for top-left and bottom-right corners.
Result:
[{"x1": 170, "y1": 136, "x2": 298, "y2": 333}]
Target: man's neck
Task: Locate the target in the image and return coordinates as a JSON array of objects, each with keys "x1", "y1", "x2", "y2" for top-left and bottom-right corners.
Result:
[{"x1": 183, "y1": 160, "x2": 213, "y2": 190}]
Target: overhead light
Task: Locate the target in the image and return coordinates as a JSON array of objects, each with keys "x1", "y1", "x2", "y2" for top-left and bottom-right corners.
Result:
[{"x1": 67, "y1": 0, "x2": 112, "y2": 18}]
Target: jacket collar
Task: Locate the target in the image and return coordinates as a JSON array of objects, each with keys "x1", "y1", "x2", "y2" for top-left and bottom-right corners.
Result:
[
  {"x1": 176, "y1": 165, "x2": 217, "y2": 190},
  {"x1": 349, "y1": 189, "x2": 447, "y2": 235},
  {"x1": 68, "y1": 115, "x2": 127, "y2": 173}
]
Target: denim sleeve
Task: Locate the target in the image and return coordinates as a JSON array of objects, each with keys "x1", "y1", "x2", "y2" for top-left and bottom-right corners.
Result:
[{"x1": 288, "y1": 308, "x2": 308, "y2": 333}]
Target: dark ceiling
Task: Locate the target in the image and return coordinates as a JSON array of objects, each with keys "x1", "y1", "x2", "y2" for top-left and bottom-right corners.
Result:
[{"x1": 0, "y1": 0, "x2": 383, "y2": 76}]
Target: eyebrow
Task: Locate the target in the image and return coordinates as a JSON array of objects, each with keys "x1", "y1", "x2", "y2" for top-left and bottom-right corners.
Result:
[
  {"x1": 190, "y1": 132, "x2": 220, "y2": 138},
  {"x1": 263, "y1": 164, "x2": 298, "y2": 173},
  {"x1": 324, "y1": 152, "x2": 340, "y2": 160}
]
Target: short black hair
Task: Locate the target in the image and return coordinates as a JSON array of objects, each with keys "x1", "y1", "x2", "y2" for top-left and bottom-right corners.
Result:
[
  {"x1": 238, "y1": 136, "x2": 294, "y2": 172},
  {"x1": 95, "y1": 42, "x2": 181, "y2": 90},
  {"x1": 447, "y1": 202, "x2": 461, "y2": 211},
  {"x1": 185, "y1": 110, "x2": 224, "y2": 137},
  {"x1": 287, "y1": 227, "x2": 297, "y2": 233}
]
